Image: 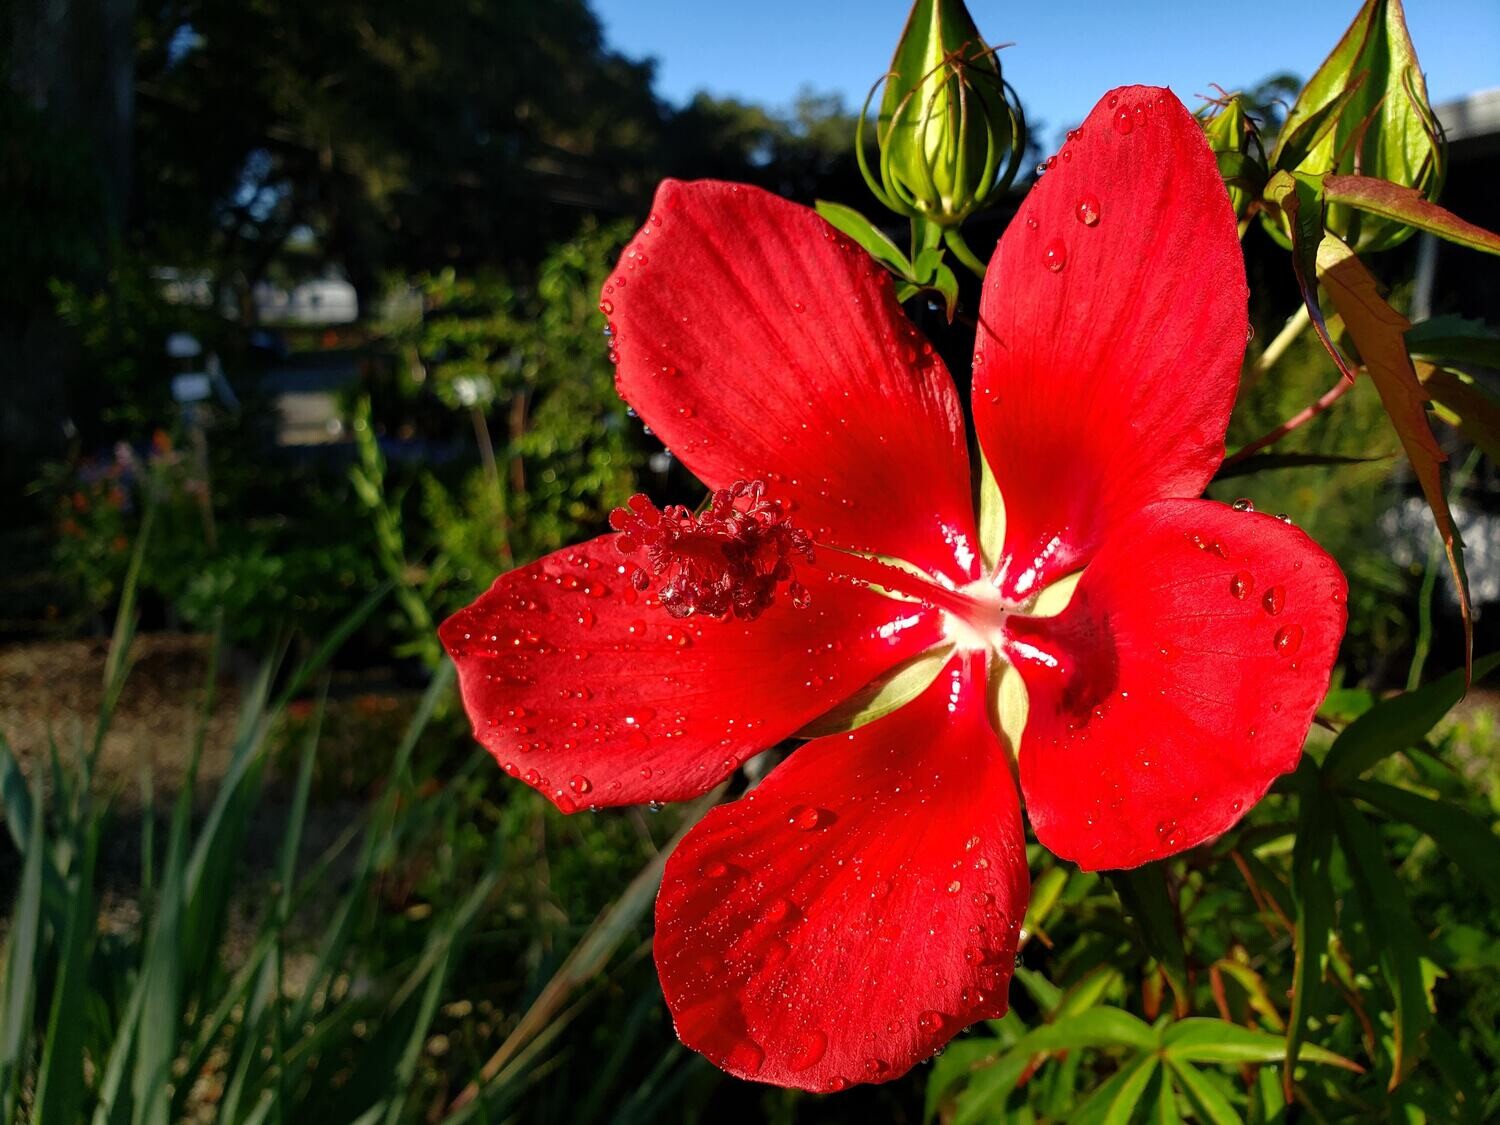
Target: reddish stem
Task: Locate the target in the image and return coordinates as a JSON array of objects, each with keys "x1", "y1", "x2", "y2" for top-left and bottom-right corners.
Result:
[{"x1": 1222, "y1": 376, "x2": 1358, "y2": 468}]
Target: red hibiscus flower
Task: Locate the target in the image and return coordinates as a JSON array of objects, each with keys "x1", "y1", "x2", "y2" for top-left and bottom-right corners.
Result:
[{"x1": 440, "y1": 86, "x2": 1348, "y2": 1091}]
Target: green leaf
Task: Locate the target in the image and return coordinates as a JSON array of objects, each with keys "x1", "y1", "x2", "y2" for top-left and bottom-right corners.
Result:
[
  {"x1": 814, "y1": 200, "x2": 915, "y2": 276},
  {"x1": 1325, "y1": 175, "x2": 1500, "y2": 258},
  {"x1": 1324, "y1": 653, "x2": 1500, "y2": 784},
  {"x1": 1019, "y1": 1007, "x2": 1157, "y2": 1053},
  {"x1": 924, "y1": 1036, "x2": 1006, "y2": 1123},
  {"x1": 1406, "y1": 315, "x2": 1500, "y2": 369},
  {"x1": 0, "y1": 777, "x2": 45, "y2": 1119},
  {"x1": 1318, "y1": 233, "x2": 1474, "y2": 675},
  {"x1": 33, "y1": 813, "x2": 101, "y2": 1125},
  {"x1": 1348, "y1": 779, "x2": 1500, "y2": 904},
  {"x1": 1286, "y1": 768, "x2": 1336, "y2": 1099},
  {"x1": 951, "y1": 1046, "x2": 1035, "y2": 1125},
  {"x1": 1167, "y1": 1059, "x2": 1243, "y2": 1125},
  {"x1": 1332, "y1": 798, "x2": 1433, "y2": 1088},
  {"x1": 1102, "y1": 1053, "x2": 1160, "y2": 1125},
  {"x1": 1163, "y1": 1018, "x2": 1359, "y2": 1070},
  {"x1": 1109, "y1": 865, "x2": 1189, "y2": 1017},
  {"x1": 797, "y1": 645, "x2": 951, "y2": 737}
]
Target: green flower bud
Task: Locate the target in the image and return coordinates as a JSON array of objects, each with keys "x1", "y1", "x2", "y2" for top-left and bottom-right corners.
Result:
[
  {"x1": 1200, "y1": 95, "x2": 1265, "y2": 223},
  {"x1": 863, "y1": 0, "x2": 1024, "y2": 226},
  {"x1": 1265, "y1": 0, "x2": 1444, "y2": 252}
]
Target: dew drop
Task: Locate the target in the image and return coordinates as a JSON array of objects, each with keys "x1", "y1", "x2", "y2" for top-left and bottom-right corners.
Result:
[
  {"x1": 788, "y1": 804, "x2": 826, "y2": 831},
  {"x1": 1025, "y1": 216, "x2": 1038, "y2": 231},
  {"x1": 725, "y1": 1041, "x2": 764, "y2": 1076},
  {"x1": 946, "y1": 879, "x2": 962, "y2": 895},
  {"x1": 1275, "y1": 624, "x2": 1304, "y2": 656},
  {"x1": 1075, "y1": 195, "x2": 1101, "y2": 226},
  {"x1": 1229, "y1": 571, "x2": 1253, "y2": 600},
  {"x1": 1232, "y1": 497, "x2": 1255, "y2": 512},
  {"x1": 1262, "y1": 585, "x2": 1285, "y2": 615},
  {"x1": 788, "y1": 1028, "x2": 828, "y2": 1072},
  {"x1": 1043, "y1": 239, "x2": 1067, "y2": 272},
  {"x1": 1113, "y1": 106, "x2": 1134, "y2": 135},
  {"x1": 1156, "y1": 819, "x2": 1177, "y2": 841},
  {"x1": 569, "y1": 775, "x2": 592, "y2": 794}
]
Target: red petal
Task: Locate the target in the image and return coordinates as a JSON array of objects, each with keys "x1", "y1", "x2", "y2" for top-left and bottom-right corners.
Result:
[
  {"x1": 973, "y1": 87, "x2": 1248, "y2": 600},
  {"x1": 655, "y1": 654, "x2": 1028, "y2": 1090},
  {"x1": 1004, "y1": 500, "x2": 1347, "y2": 870},
  {"x1": 608, "y1": 180, "x2": 980, "y2": 582},
  {"x1": 439, "y1": 536, "x2": 943, "y2": 811}
]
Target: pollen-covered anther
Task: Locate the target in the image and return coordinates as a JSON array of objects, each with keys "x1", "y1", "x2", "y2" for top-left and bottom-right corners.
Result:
[{"x1": 609, "y1": 480, "x2": 814, "y2": 621}]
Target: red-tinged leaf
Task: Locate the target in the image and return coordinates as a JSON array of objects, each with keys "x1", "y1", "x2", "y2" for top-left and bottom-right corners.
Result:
[
  {"x1": 1315, "y1": 234, "x2": 1472, "y2": 677},
  {"x1": 1263, "y1": 171, "x2": 1356, "y2": 382},
  {"x1": 1325, "y1": 175, "x2": 1500, "y2": 257}
]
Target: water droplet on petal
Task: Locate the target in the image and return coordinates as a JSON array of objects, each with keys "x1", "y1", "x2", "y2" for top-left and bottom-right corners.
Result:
[
  {"x1": 1262, "y1": 586, "x2": 1286, "y2": 615},
  {"x1": 725, "y1": 1041, "x2": 764, "y2": 1076},
  {"x1": 788, "y1": 1028, "x2": 828, "y2": 1072},
  {"x1": 1075, "y1": 195, "x2": 1101, "y2": 226},
  {"x1": 788, "y1": 804, "x2": 826, "y2": 831},
  {"x1": 1275, "y1": 624, "x2": 1304, "y2": 656},
  {"x1": 1113, "y1": 106, "x2": 1134, "y2": 135},
  {"x1": 918, "y1": 1010, "x2": 945, "y2": 1035},
  {"x1": 1232, "y1": 497, "x2": 1255, "y2": 512},
  {"x1": 1230, "y1": 571, "x2": 1253, "y2": 600},
  {"x1": 1043, "y1": 239, "x2": 1067, "y2": 272},
  {"x1": 569, "y1": 775, "x2": 592, "y2": 794}
]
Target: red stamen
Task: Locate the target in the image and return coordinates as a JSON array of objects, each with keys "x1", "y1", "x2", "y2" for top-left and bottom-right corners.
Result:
[{"x1": 610, "y1": 480, "x2": 814, "y2": 621}]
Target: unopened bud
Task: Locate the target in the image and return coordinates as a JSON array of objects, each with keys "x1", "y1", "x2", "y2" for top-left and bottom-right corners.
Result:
[{"x1": 865, "y1": 0, "x2": 1024, "y2": 226}]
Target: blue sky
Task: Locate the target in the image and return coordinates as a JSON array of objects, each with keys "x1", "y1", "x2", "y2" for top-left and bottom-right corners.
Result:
[{"x1": 593, "y1": 0, "x2": 1498, "y2": 147}]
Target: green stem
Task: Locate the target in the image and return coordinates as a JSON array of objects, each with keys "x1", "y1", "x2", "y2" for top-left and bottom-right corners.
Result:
[{"x1": 943, "y1": 226, "x2": 988, "y2": 280}]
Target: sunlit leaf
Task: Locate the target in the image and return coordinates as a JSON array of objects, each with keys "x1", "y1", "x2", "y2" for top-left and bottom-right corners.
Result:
[
  {"x1": 814, "y1": 200, "x2": 915, "y2": 276},
  {"x1": 1415, "y1": 362, "x2": 1500, "y2": 464}
]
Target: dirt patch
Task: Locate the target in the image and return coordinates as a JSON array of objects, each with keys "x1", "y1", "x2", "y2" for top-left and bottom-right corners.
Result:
[{"x1": 0, "y1": 633, "x2": 242, "y2": 801}]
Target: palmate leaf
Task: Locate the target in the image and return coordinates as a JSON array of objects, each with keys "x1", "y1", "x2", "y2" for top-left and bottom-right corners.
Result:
[
  {"x1": 1163, "y1": 1018, "x2": 1358, "y2": 1071},
  {"x1": 1315, "y1": 233, "x2": 1473, "y2": 675},
  {"x1": 1168, "y1": 1059, "x2": 1242, "y2": 1125}
]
